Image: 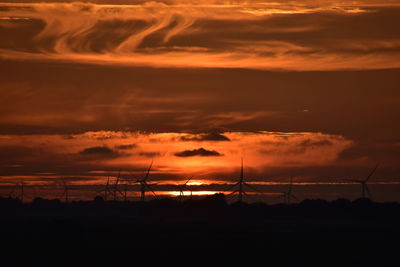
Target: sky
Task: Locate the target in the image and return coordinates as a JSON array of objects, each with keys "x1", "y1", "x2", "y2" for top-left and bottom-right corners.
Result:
[{"x1": 1, "y1": 0, "x2": 400, "y2": 196}]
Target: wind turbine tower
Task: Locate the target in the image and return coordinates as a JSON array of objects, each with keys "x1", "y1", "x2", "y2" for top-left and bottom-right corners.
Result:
[
  {"x1": 345, "y1": 163, "x2": 379, "y2": 199},
  {"x1": 61, "y1": 179, "x2": 69, "y2": 203},
  {"x1": 229, "y1": 158, "x2": 260, "y2": 202},
  {"x1": 175, "y1": 176, "x2": 194, "y2": 201},
  {"x1": 281, "y1": 177, "x2": 297, "y2": 204},
  {"x1": 238, "y1": 158, "x2": 244, "y2": 202},
  {"x1": 134, "y1": 161, "x2": 157, "y2": 202}
]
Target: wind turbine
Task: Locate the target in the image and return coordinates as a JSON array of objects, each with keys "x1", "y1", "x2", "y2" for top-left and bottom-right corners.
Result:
[
  {"x1": 280, "y1": 177, "x2": 297, "y2": 204},
  {"x1": 122, "y1": 176, "x2": 130, "y2": 202},
  {"x1": 228, "y1": 158, "x2": 261, "y2": 202},
  {"x1": 97, "y1": 176, "x2": 113, "y2": 201},
  {"x1": 345, "y1": 163, "x2": 379, "y2": 199},
  {"x1": 60, "y1": 179, "x2": 69, "y2": 203},
  {"x1": 174, "y1": 176, "x2": 193, "y2": 201},
  {"x1": 134, "y1": 161, "x2": 158, "y2": 202},
  {"x1": 110, "y1": 170, "x2": 124, "y2": 201}
]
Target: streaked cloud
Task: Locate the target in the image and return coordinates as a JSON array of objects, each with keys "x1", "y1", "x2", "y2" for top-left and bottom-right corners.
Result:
[{"x1": 1, "y1": 1, "x2": 400, "y2": 70}]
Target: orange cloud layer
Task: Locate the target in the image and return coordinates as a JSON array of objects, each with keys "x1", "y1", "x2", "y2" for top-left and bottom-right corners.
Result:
[
  {"x1": 0, "y1": 131, "x2": 353, "y2": 182},
  {"x1": 1, "y1": 1, "x2": 400, "y2": 70}
]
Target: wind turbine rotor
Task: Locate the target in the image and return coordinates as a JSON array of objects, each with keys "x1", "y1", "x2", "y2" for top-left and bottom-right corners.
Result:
[{"x1": 365, "y1": 163, "x2": 379, "y2": 182}]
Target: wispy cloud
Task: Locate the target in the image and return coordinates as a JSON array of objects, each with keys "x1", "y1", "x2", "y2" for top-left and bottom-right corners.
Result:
[{"x1": 1, "y1": 1, "x2": 400, "y2": 70}]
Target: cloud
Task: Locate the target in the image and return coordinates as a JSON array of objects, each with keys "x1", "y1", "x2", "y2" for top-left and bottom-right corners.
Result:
[
  {"x1": 298, "y1": 139, "x2": 333, "y2": 148},
  {"x1": 2, "y1": 60, "x2": 400, "y2": 141},
  {"x1": 115, "y1": 144, "x2": 137, "y2": 150},
  {"x1": 79, "y1": 146, "x2": 115, "y2": 155},
  {"x1": 5, "y1": 131, "x2": 398, "y2": 182},
  {"x1": 1, "y1": 1, "x2": 400, "y2": 182},
  {"x1": 180, "y1": 132, "x2": 230, "y2": 142},
  {"x1": 174, "y1": 147, "x2": 222, "y2": 157},
  {"x1": 1, "y1": 2, "x2": 400, "y2": 71},
  {"x1": 337, "y1": 141, "x2": 400, "y2": 166}
]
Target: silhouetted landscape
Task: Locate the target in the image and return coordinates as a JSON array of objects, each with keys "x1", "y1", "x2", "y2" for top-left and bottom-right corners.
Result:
[{"x1": 2, "y1": 194, "x2": 400, "y2": 266}]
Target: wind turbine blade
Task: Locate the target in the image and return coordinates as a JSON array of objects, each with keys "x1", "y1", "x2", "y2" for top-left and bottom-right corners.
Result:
[
  {"x1": 243, "y1": 191, "x2": 256, "y2": 201},
  {"x1": 184, "y1": 176, "x2": 194, "y2": 186},
  {"x1": 227, "y1": 181, "x2": 240, "y2": 191},
  {"x1": 228, "y1": 190, "x2": 239, "y2": 196},
  {"x1": 290, "y1": 194, "x2": 299, "y2": 201},
  {"x1": 96, "y1": 188, "x2": 105, "y2": 194},
  {"x1": 96, "y1": 187, "x2": 110, "y2": 193},
  {"x1": 288, "y1": 176, "x2": 293, "y2": 192},
  {"x1": 365, "y1": 163, "x2": 379, "y2": 182},
  {"x1": 243, "y1": 182, "x2": 262, "y2": 193},
  {"x1": 115, "y1": 170, "x2": 121, "y2": 186},
  {"x1": 124, "y1": 177, "x2": 131, "y2": 185},
  {"x1": 128, "y1": 172, "x2": 138, "y2": 182},
  {"x1": 106, "y1": 187, "x2": 114, "y2": 193},
  {"x1": 145, "y1": 183, "x2": 158, "y2": 198},
  {"x1": 116, "y1": 189, "x2": 125, "y2": 196},
  {"x1": 144, "y1": 161, "x2": 153, "y2": 181}
]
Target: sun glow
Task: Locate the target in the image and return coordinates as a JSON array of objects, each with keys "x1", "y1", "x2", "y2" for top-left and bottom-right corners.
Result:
[
  {"x1": 167, "y1": 190, "x2": 221, "y2": 196},
  {"x1": 186, "y1": 181, "x2": 204, "y2": 186}
]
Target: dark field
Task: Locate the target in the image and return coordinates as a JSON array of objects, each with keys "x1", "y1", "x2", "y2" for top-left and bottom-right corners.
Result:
[{"x1": 1, "y1": 195, "x2": 400, "y2": 267}]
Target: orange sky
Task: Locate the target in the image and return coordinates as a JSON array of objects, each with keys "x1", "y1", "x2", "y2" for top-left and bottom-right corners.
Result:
[
  {"x1": 1, "y1": 1, "x2": 400, "y2": 70},
  {"x1": 0, "y1": 131, "x2": 353, "y2": 184},
  {"x1": 1, "y1": 0, "x2": 400, "y2": 186}
]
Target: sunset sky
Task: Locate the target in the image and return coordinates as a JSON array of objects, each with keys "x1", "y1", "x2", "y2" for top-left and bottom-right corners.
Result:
[{"x1": 1, "y1": 0, "x2": 400, "y2": 198}]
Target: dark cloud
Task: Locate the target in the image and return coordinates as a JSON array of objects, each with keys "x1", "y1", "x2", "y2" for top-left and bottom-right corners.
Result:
[
  {"x1": 298, "y1": 139, "x2": 333, "y2": 147},
  {"x1": 180, "y1": 133, "x2": 230, "y2": 142},
  {"x1": 1, "y1": 60, "x2": 400, "y2": 143},
  {"x1": 174, "y1": 148, "x2": 222, "y2": 157},
  {"x1": 259, "y1": 137, "x2": 337, "y2": 156},
  {"x1": 79, "y1": 146, "x2": 115, "y2": 155},
  {"x1": 337, "y1": 141, "x2": 400, "y2": 166},
  {"x1": 115, "y1": 144, "x2": 137, "y2": 150}
]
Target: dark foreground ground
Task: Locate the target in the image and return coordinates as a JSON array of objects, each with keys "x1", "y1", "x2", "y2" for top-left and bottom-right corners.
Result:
[{"x1": 1, "y1": 194, "x2": 400, "y2": 266}]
